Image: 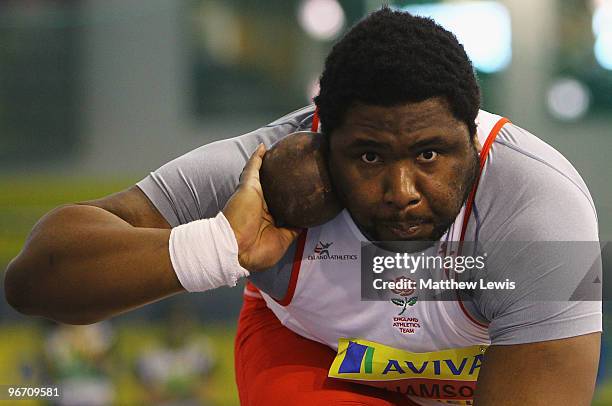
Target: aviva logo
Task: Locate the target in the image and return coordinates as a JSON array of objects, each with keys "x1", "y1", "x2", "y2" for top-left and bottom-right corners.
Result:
[
  {"x1": 338, "y1": 341, "x2": 375, "y2": 374},
  {"x1": 330, "y1": 339, "x2": 489, "y2": 402},
  {"x1": 330, "y1": 338, "x2": 488, "y2": 381}
]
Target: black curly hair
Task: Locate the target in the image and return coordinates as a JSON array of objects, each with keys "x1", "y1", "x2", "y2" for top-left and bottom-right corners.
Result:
[{"x1": 314, "y1": 7, "x2": 481, "y2": 137}]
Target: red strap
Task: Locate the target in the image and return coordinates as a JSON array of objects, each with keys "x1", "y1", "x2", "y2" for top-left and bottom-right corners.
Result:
[
  {"x1": 245, "y1": 230, "x2": 308, "y2": 304},
  {"x1": 245, "y1": 108, "x2": 319, "y2": 300},
  {"x1": 275, "y1": 230, "x2": 309, "y2": 306},
  {"x1": 459, "y1": 117, "x2": 510, "y2": 242},
  {"x1": 454, "y1": 117, "x2": 510, "y2": 329},
  {"x1": 267, "y1": 108, "x2": 318, "y2": 305},
  {"x1": 311, "y1": 107, "x2": 320, "y2": 132}
]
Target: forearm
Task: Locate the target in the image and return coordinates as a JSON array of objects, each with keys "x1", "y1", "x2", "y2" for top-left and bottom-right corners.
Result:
[
  {"x1": 4, "y1": 204, "x2": 184, "y2": 324},
  {"x1": 5, "y1": 145, "x2": 297, "y2": 324},
  {"x1": 473, "y1": 334, "x2": 600, "y2": 405}
]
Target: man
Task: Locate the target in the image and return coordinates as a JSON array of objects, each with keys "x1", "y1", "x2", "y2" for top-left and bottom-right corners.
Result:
[{"x1": 5, "y1": 8, "x2": 601, "y2": 405}]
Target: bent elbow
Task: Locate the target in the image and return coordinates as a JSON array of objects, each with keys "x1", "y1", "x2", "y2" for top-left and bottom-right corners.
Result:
[
  {"x1": 3, "y1": 258, "x2": 34, "y2": 315},
  {"x1": 4, "y1": 262, "x2": 101, "y2": 325}
]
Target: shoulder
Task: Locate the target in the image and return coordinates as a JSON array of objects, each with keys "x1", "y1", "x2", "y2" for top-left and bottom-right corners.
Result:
[
  {"x1": 465, "y1": 117, "x2": 602, "y2": 345},
  {"x1": 137, "y1": 105, "x2": 316, "y2": 225},
  {"x1": 164, "y1": 104, "x2": 317, "y2": 174},
  {"x1": 472, "y1": 117, "x2": 598, "y2": 241}
]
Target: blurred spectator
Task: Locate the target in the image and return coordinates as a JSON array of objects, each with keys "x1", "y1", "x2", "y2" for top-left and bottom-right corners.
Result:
[
  {"x1": 135, "y1": 303, "x2": 216, "y2": 406},
  {"x1": 43, "y1": 321, "x2": 116, "y2": 406}
]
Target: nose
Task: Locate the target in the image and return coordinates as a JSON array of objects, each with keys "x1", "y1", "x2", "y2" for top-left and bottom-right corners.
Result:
[{"x1": 383, "y1": 163, "x2": 422, "y2": 210}]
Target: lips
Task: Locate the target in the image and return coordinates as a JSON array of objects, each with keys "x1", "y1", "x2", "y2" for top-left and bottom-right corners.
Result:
[
  {"x1": 380, "y1": 217, "x2": 427, "y2": 228},
  {"x1": 381, "y1": 220, "x2": 430, "y2": 239},
  {"x1": 386, "y1": 224, "x2": 422, "y2": 238}
]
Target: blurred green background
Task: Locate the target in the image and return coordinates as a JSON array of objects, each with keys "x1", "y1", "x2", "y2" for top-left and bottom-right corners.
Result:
[{"x1": 1, "y1": 0, "x2": 611, "y2": 405}]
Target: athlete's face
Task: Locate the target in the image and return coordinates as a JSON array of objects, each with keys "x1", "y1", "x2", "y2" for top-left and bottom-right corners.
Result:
[{"x1": 328, "y1": 98, "x2": 480, "y2": 241}]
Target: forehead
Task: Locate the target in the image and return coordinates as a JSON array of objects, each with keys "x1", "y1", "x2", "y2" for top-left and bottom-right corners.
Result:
[{"x1": 332, "y1": 98, "x2": 468, "y2": 147}]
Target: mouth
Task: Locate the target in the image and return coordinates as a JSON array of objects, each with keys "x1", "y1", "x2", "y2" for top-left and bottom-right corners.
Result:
[{"x1": 380, "y1": 220, "x2": 431, "y2": 239}]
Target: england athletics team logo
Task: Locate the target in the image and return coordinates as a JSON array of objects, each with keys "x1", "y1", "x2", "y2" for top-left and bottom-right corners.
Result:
[
  {"x1": 388, "y1": 276, "x2": 420, "y2": 334},
  {"x1": 308, "y1": 241, "x2": 358, "y2": 261},
  {"x1": 389, "y1": 276, "x2": 418, "y2": 315},
  {"x1": 314, "y1": 241, "x2": 333, "y2": 256}
]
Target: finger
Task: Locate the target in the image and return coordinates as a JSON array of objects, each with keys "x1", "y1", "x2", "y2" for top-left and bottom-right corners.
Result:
[
  {"x1": 239, "y1": 143, "x2": 266, "y2": 183},
  {"x1": 239, "y1": 144, "x2": 264, "y2": 183},
  {"x1": 277, "y1": 227, "x2": 304, "y2": 250}
]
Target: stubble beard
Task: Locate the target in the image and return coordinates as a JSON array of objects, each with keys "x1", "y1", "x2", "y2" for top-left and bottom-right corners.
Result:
[{"x1": 428, "y1": 144, "x2": 480, "y2": 241}]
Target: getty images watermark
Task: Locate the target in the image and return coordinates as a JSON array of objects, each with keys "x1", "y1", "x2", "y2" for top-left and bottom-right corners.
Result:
[{"x1": 360, "y1": 241, "x2": 606, "y2": 302}]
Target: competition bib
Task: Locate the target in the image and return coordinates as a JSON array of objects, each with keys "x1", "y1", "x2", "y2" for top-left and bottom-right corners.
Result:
[{"x1": 329, "y1": 338, "x2": 488, "y2": 404}]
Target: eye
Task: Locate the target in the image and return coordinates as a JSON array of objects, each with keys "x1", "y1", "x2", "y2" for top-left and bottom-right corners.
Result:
[
  {"x1": 361, "y1": 152, "x2": 381, "y2": 164},
  {"x1": 417, "y1": 150, "x2": 438, "y2": 162}
]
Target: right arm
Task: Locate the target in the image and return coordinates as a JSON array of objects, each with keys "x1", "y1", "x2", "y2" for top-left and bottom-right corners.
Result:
[
  {"x1": 4, "y1": 186, "x2": 183, "y2": 325},
  {"x1": 4, "y1": 106, "x2": 314, "y2": 324},
  {"x1": 5, "y1": 144, "x2": 299, "y2": 325}
]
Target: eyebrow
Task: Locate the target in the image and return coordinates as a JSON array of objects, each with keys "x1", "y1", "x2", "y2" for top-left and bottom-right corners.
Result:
[
  {"x1": 345, "y1": 138, "x2": 392, "y2": 150},
  {"x1": 345, "y1": 134, "x2": 453, "y2": 151},
  {"x1": 408, "y1": 135, "x2": 453, "y2": 150}
]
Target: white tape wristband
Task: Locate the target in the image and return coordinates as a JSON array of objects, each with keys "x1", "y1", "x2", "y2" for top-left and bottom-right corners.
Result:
[{"x1": 169, "y1": 212, "x2": 250, "y2": 292}]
